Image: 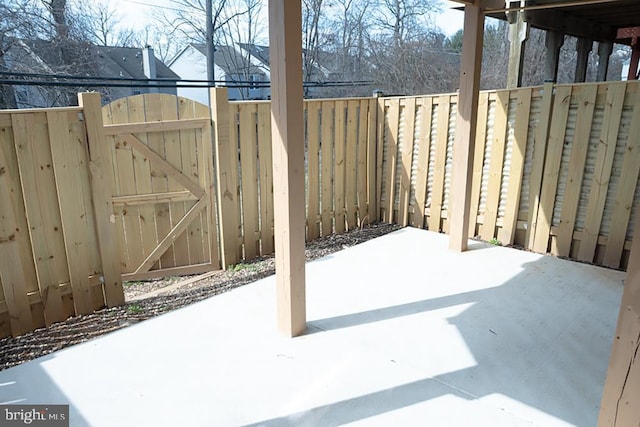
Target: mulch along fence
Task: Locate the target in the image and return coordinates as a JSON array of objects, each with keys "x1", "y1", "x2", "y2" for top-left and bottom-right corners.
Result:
[{"x1": 1, "y1": 81, "x2": 639, "y2": 338}]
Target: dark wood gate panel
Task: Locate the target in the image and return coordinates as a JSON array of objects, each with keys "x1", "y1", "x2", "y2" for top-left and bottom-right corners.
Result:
[{"x1": 102, "y1": 94, "x2": 219, "y2": 280}]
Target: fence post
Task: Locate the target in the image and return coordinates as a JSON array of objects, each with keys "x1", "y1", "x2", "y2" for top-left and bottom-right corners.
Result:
[
  {"x1": 78, "y1": 92, "x2": 124, "y2": 307},
  {"x1": 211, "y1": 87, "x2": 240, "y2": 268},
  {"x1": 369, "y1": 93, "x2": 382, "y2": 223}
]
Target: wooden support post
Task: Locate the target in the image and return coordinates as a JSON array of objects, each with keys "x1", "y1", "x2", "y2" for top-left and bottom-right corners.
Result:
[
  {"x1": 449, "y1": 3, "x2": 484, "y2": 252},
  {"x1": 544, "y1": 30, "x2": 565, "y2": 83},
  {"x1": 269, "y1": 0, "x2": 306, "y2": 337},
  {"x1": 629, "y1": 38, "x2": 640, "y2": 80},
  {"x1": 506, "y1": 9, "x2": 528, "y2": 89},
  {"x1": 598, "y1": 212, "x2": 640, "y2": 426},
  {"x1": 597, "y1": 41, "x2": 613, "y2": 82},
  {"x1": 78, "y1": 92, "x2": 124, "y2": 307},
  {"x1": 575, "y1": 38, "x2": 593, "y2": 83}
]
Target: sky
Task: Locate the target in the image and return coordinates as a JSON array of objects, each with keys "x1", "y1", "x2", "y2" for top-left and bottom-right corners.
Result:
[
  {"x1": 114, "y1": 0, "x2": 466, "y2": 37},
  {"x1": 436, "y1": 1, "x2": 466, "y2": 36}
]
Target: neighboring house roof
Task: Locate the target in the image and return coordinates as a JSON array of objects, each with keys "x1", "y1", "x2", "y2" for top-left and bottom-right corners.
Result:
[
  {"x1": 169, "y1": 42, "x2": 347, "y2": 84},
  {"x1": 171, "y1": 43, "x2": 266, "y2": 77},
  {"x1": 237, "y1": 42, "x2": 332, "y2": 79},
  {"x1": 12, "y1": 39, "x2": 178, "y2": 81},
  {"x1": 237, "y1": 43, "x2": 270, "y2": 68},
  {"x1": 96, "y1": 46, "x2": 179, "y2": 80}
]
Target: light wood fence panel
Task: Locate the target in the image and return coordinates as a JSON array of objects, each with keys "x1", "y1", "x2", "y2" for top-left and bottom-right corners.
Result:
[
  {"x1": 577, "y1": 84, "x2": 625, "y2": 262},
  {"x1": 102, "y1": 94, "x2": 219, "y2": 280},
  {"x1": 257, "y1": 103, "x2": 274, "y2": 255},
  {"x1": 6, "y1": 81, "x2": 640, "y2": 339},
  {"x1": 378, "y1": 81, "x2": 640, "y2": 270},
  {"x1": 221, "y1": 95, "x2": 377, "y2": 261},
  {"x1": 0, "y1": 98, "x2": 122, "y2": 338}
]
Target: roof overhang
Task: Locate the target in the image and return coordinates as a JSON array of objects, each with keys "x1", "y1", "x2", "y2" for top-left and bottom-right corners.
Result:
[{"x1": 451, "y1": 0, "x2": 640, "y2": 43}]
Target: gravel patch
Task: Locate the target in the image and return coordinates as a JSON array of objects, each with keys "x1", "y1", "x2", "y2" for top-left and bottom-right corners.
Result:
[{"x1": 0, "y1": 223, "x2": 400, "y2": 371}]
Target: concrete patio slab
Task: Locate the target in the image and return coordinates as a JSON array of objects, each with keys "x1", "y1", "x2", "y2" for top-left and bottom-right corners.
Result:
[{"x1": 0, "y1": 228, "x2": 625, "y2": 426}]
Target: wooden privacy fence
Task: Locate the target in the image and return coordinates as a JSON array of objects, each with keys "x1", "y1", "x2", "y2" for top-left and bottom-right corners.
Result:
[
  {"x1": 379, "y1": 80, "x2": 640, "y2": 269},
  {"x1": 3, "y1": 81, "x2": 640, "y2": 338},
  {"x1": 211, "y1": 89, "x2": 378, "y2": 266},
  {"x1": 0, "y1": 94, "x2": 122, "y2": 338}
]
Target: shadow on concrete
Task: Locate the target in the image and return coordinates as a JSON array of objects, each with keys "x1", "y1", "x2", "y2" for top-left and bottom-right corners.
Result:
[
  {"x1": 247, "y1": 250, "x2": 623, "y2": 427},
  {"x1": 0, "y1": 354, "x2": 91, "y2": 426}
]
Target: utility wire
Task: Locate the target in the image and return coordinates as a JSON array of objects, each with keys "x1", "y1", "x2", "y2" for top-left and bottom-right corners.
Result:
[
  {"x1": 0, "y1": 79, "x2": 373, "y2": 89},
  {"x1": 0, "y1": 71, "x2": 374, "y2": 88},
  {"x1": 123, "y1": 0, "x2": 190, "y2": 13}
]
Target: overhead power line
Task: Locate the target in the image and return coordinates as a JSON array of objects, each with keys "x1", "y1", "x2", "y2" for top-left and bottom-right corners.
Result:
[
  {"x1": 123, "y1": 0, "x2": 190, "y2": 13},
  {"x1": 0, "y1": 70, "x2": 374, "y2": 89}
]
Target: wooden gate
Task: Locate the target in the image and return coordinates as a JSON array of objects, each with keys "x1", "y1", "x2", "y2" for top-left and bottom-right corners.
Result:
[{"x1": 102, "y1": 94, "x2": 219, "y2": 280}]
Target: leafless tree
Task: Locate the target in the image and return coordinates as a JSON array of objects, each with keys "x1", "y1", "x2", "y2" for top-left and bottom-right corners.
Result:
[
  {"x1": 374, "y1": 0, "x2": 438, "y2": 48},
  {"x1": 0, "y1": 0, "x2": 38, "y2": 108},
  {"x1": 74, "y1": 1, "x2": 138, "y2": 47},
  {"x1": 369, "y1": 29, "x2": 459, "y2": 95},
  {"x1": 218, "y1": 0, "x2": 265, "y2": 98},
  {"x1": 327, "y1": 0, "x2": 371, "y2": 92},
  {"x1": 302, "y1": 0, "x2": 326, "y2": 95}
]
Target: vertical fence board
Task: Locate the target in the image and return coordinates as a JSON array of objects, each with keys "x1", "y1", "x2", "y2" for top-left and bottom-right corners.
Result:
[
  {"x1": 603, "y1": 88, "x2": 640, "y2": 268},
  {"x1": 177, "y1": 99, "x2": 200, "y2": 265},
  {"x1": 239, "y1": 103, "x2": 259, "y2": 260},
  {"x1": 321, "y1": 101, "x2": 334, "y2": 236},
  {"x1": 367, "y1": 99, "x2": 379, "y2": 224},
  {"x1": 144, "y1": 95, "x2": 174, "y2": 269},
  {"x1": 334, "y1": 100, "x2": 346, "y2": 234},
  {"x1": 307, "y1": 102, "x2": 321, "y2": 240},
  {"x1": 412, "y1": 97, "x2": 433, "y2": 229},
  {"x1": 357, "y1": 99, "x2": 369, "y2": 226},
  {"x1": 193, "y1": 99, "x2": 219, "y2": 268},
  {"x1": 479, "y1": 91, "x2": 509, "y2": 240},
  {"x1": 102, "y1": 105, "x2": 129, "y2": 275},
  {"x1": 69, "y1": 116, "x2": 102, "y2": 308},
  {"x1": 191, "y1": 99, "x2": 215, "y2": 265},
  {"x1": 469, "y1": 92, "x2": 490, "y2": 237},
  {"x1": 532, "y1": 85, "x2": 572, "y2": 253},
  {"x1": 257, "y1": 103, "x2": 274, "y2": 253},
  {"x1": 375, "y1": 98, "x2": 385, "y2": 222},
  {"x1": 428, "y1": 96, "x2": 450, "y2": 232},
  {"x1": 212, "y1": 88, "x2": 240, "y2": 267},
  {"x1": 111, "y1": 99, "x2": 144, "y2": 270},
  {"x1": 178, "y1": 98, "x2": 206, "y2": 264},
  {"x1": 160, "y1": 95, "x2": 190, "y2": 267},
  {"x1": 47, "y1": 111, "x2": 93, "y2": 315},
  {"x1": 80, "y1": 93, "x2": 124, "y2": 307},
  {"x1": 128, "y1": 96, "x2": 160, "y2": 270},
  {"x1": 384, "y1": 100, "x2": 400, "y2": 223},
  {"x1": 527, "y1": 83, "x2": 555, "y2": 249},
  {"x1": 0, "y1": 121, "x2": 35, "y2": 335},
  {"x1": 345, "y1": 100, "x2": 358, "y2": 230},
  {"x1": 12, "y1": 113, "x2": 67, "y2": 325},
  {"x1": 578, "y1": 84, "x2": 626, "y2": 262},
  {"x1": 399, "y1": 98, "x2": 417, "y2": 227},
  {"x1": 498, "y1": 88, "x2": 532, "y2": 244},
  {"x1": 552, "y1": 84, "x2": 598, "y2": 257}
]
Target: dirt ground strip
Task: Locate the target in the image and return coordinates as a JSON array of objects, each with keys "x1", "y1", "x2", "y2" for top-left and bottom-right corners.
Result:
[{"x1": 0, "y1": 223, "x2": 400, "y2": 372}]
